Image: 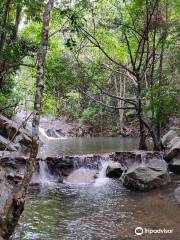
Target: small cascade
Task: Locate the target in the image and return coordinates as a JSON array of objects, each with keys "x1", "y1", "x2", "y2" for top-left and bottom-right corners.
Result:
[
  {"x1": 94, "y1": 161, "x2": 110, "y2": 187},
  {"x1": 65, "y1": 160, "x2": 111, "y2": 186},
  {"x1": 73, "y1": 156, "x2": 99, "y2": 170},
  {"x1": 39, "y1": 127, "x2": 66, "y2": 143},
  {"x1": 39, "y1": 161, "x2": 54, "y2": 185},
  {"x1": 31, "y1": 160, "x2": 56, "y2": 186},
  {"x1": 140, "y1": 152, "x2": 146, "y2": 167},
  {"x1": 39, "y1": 127, "x2": 49, "y2": 143}
]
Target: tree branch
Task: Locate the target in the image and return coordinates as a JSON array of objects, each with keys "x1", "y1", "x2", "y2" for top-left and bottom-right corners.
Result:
[
  {"x1": 79, "y1": 88, "x2": 136, "y2": 110},
  {"x1": 6, "y1": 63, "x2": 35, "y2": 69},
  {"x1": 101, "y1": 63, "x2": 137, "y2": 86},
  {"x1": 71, "y1": 19, "x2": 135, "y2": 76}
]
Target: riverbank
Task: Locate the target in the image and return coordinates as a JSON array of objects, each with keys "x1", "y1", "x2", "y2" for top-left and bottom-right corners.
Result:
[
  {"x1": 39, "y1": 116, "x2": 138, "y2": 138},
  {"x1": 15, "y1": 110, "x2": 180, "y2": 138},
  {"x1": 13, "y1": 110, "x2": 138, "y2": 138}
]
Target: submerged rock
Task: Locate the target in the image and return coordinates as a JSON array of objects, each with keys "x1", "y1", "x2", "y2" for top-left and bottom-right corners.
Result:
[
  {"x1": 106, "y1": 161, "x2": 123, "y2": 178},
  {"x1": 121, "y1": 159, "x2": 170, "y2": 191},
  {"x1": 65, "y1": 168, "x2": 97, "y2": 184},
  {"x1": 169, "y1": 159, "x2": 180, "y2": 174}
]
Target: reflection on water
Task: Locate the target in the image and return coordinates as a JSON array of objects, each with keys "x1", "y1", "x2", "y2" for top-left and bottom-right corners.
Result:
[
  {"x1": 39, "y1": 137, "x2": 139, "y2": 157},
  {"x1": 12, "y1": 177, "x2": 180, "y2": 240}
]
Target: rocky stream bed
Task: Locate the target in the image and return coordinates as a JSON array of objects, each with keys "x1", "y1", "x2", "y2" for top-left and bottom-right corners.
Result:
[{"x1": 0, "y1": 114, "x2": 180, "y2": 239}]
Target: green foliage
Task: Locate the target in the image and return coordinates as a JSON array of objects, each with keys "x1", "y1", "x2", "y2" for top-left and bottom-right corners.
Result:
[
  {"x1": 0, "y1": 75, "x2": 18, "y2": 115},
  {"x1": 0, "y1": 0, "x2": 179, "y2": 136},
  {"x1": 45, "y1": 53, "x2": 76, "y2": 95},
  {"x1": 143, "y1": 84, "x2": 179, "y2": 124},
  {"x1": 58, "y1": 91, "x2": 81, "y2": 120},
  {"x1": 42, "y1": 93, "x2": 56, "y2": 116},
  {"x1": 82, "y1": 107, "x2": 97, "y2": 125},
  {"x1": 82, "y1": 105, "x2": 118, "y2": 130}
]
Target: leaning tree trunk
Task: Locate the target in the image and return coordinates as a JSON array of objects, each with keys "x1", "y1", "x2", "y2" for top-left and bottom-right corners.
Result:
[{"x1": 0, "y1": 1, "x2": 54, "y2": 239}]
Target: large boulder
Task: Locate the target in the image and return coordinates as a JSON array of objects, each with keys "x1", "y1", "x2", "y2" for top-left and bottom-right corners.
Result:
[
  {"x1": 169, "y1": 159, "x2": 180, "y2": 174},
  {"x1": 0, "y1": 135, "x2": 18, "y2": 151},
  {"x1": 0, "y1": 114, "x2": 32, "y2": 150},
  {"x1": 168, "y1": 137, "x2": 180, "y2": 148},
  {"x1": 164, "y1": 141, "x2": 180, "y2": 162},
  {"x1": 106, "y1": 161, "x2": 123, "y2": 178},
  {"x1": 162, "y1": 130, "x2": 178, "y2": 146},
  {"x1": 121, "y1": 159, "x2": 170, "y2": 191}
]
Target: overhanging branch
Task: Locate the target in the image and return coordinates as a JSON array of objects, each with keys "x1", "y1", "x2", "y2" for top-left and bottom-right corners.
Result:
[{"x1": 79, "y1": 88, "x2": 136, "y2": 110}]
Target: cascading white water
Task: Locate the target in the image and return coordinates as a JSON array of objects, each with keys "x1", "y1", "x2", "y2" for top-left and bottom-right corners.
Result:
[
  {"x1": 31, "y1": 161, "x2": 55, "y2": 186},
  {"x1": 65, "y1": 161, "x2": 110, "y2": 187},
  {"x1": 94, "y1": 161, "x2": 110, "y2": 187},
  {"x1": 140, "y1": 151, "x2": 146, "y2": 167},
  {"x1": 39, "y1": 161, "x2": 54, "y2": 185},
  {"x1": 39, "y1": 127, "x2": 66, "y2": 143}
]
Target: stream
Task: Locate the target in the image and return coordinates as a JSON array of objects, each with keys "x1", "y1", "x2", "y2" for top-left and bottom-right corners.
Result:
[{"x1": 12, "y1": 135, "x2": 180, "y2": 240}]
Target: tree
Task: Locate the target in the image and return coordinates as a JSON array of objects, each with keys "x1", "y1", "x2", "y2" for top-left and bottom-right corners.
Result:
[
  {"x1": 58, "y1": 0, "x2": 179, "y2": 150},
  {"x1": 0, "y1": 0, "x2": 44, "y2": 87},
  {"x1": 0, "y1": 0, "x2": 54, "y2": 238}
]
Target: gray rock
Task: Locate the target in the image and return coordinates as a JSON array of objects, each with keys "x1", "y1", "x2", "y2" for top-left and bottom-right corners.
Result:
[
  {"x1": 162, "y1": 130, "x2": 178, "y2": 146},
  {"x1": 46, "y1": 129, "x2": 59, "y2": 138},
  {"x1": 106, "y1": 161, "x2": 123, "y2": 178},
  {"x1": 174, "y1": 186, "x2": 180, "y2": 204},
  {"x1": 164, "y1": 141, "x2": 180, "y2": 162},
  {"x1": 168, "y1": 137, "x2": 180, "y2": 148},
  {"x1": 169, "y1": 159, "x2": 180, "y2": 174},
  {"x1": 121, "y1": 159, "x2": 170, "y2": 191},
  {"x1": 0, "y1": 135, "x2": 18, "y2": 151},
  {"x1": 57, "y1": 176, "x2": 63, "y2": 183}
]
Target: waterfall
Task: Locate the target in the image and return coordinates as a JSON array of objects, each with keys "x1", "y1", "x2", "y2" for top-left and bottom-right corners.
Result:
[
  {"x1": 140, "y1": 152, "x2": 146, "y2": 167},
  {"x1": 65, "y1": 160, "x2": 111, "y2": 186},
  {"x1": 39, "y1": 127, "x2": 66, "y2": 143},
  {"x1": 39, "y1": 161, "x2": 53, "y2": 184},
  {"x1": 31, "y1": 160, "x2": 55, "y2": 186},
  {"x1": 94, "y1": 161, "x2": 110, "y2": 187}
]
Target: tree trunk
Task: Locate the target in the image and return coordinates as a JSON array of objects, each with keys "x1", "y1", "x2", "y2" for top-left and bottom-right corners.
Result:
[
  {"x1": 11, "y1": 3, "x2": 22, "y2": 40},
  {"x1": 136, "y1": 73, "x2": 148, "y2": 150},
  {"x1": 141, "y1": 118, "x2": 163, "y2": 151},
  {"x1": 115, "y1": 67, "x2": 126, "y2": 131},
  {"x1": 0, "y1": 0, "x2": 11, "y2": 87},
  {"x1": 137, "y1": 99, "x2": 148, "y2": 150},
  {"x1": 0, "y1": 0, "x2": 54, "y2": 239},
  {"x1": 0, "y1": 0, "x2": 11, "y2": 52}
]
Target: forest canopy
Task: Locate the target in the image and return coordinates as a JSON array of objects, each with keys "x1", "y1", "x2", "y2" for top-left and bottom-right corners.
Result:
[{"x1": 0, "y1": 0, "x2": 179, "y2": 150}]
